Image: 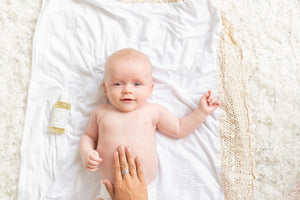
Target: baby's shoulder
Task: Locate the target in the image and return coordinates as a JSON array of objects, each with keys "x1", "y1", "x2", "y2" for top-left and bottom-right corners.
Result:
[
  {"x1": 146, "y1": 102, "x2": 164, "y2": 109},
  {"x1": 144, "y1": 103, "x2": 165, "y2": 124},
  {"x1": 93, "y1": 104, "x2": 113, "y2": 116},
  {"x1": 144, "y1": 102, "x2": 165, "y2": 114},
  {"x1": 145, "y1": 102, "x2": 158, "y2": 109}
]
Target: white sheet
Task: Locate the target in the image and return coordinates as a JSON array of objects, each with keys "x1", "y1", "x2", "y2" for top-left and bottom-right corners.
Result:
[{"x1": 18, "y1": 0, "x2": 223, "y2": 199}]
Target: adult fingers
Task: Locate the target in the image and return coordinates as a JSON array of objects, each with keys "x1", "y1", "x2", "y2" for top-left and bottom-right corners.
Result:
[
  {"x1": 135, "y1": 156, "x2": 145, "y2": 184},
  {"x1": 113, "y1": 151, "x2": 122, "y2": 182},
  {"x1": 125, "y1": 147, "x2": 137, "y2": 178},
  {"x1": 118, "y1": 146, "x2": 129, "y2": 177},
  {"x1": 103, "y1": 180, "x2": 115, "y2": 199}
]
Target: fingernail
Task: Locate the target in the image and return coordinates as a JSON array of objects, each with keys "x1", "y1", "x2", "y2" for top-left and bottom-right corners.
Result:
[{"x1": 119, "y1": 145, "x2": 124, "y2": 151}]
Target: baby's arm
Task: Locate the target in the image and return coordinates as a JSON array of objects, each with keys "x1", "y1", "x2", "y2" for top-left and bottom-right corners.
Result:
[
  {"x1": 80, "y1": 109, "x2": 103, "y2": 172},
  {"x1": 157, "y1": 90, "x2": 220, "y2": 139}
]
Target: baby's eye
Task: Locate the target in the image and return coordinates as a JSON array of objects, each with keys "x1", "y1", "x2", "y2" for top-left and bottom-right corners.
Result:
[
  {"x1": 134, "y1": 83, "x2": 141, "y2": 86},
  {"x1": 114, "y1": 83, "x2": 122, "y2": 86}
]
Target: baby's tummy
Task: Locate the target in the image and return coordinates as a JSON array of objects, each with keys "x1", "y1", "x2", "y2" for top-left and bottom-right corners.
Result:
[{"x1": 97, "y1": 136, "x2": 158, "y2": 185}]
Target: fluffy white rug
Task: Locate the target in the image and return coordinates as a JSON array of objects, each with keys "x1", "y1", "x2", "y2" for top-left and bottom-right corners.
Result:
[
  {"x1": 214, "y1": 1, "x2": 300, "y2": 199},
  {"x1": 0, "y1": 0, "x2": 299, "y2": 199},
  {"x1": 0, "y1": 1, "x2": 42, "y2": 199}
]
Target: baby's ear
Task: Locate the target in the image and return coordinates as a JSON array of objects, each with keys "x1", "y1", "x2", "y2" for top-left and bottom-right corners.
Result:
[
  {"x1": 102, "y1": 82, "x2": 108, "y2": 96},
  {"x1": 148, "y1": 83, "x2": 154, "y2": 97}
]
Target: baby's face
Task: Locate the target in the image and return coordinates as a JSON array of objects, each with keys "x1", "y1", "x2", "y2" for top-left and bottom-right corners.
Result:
[{"x1": 103, "y1": 57, "x2": 153, "y2": 112}]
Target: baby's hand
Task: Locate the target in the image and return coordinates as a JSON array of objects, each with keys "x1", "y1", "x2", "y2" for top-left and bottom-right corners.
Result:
[
  {"x1": 84, "y1": 150, "x2": 103, "y2": 172},
  {"x1": 198, "y1": 90, "x2": 220, "y2": 115}
]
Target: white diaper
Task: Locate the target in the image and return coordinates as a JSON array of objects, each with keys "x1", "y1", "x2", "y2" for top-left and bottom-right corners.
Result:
[{"x1": 97, "y1": 178, "x2": 157, "y2": 200}]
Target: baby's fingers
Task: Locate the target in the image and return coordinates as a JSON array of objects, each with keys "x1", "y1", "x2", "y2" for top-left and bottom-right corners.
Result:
[
  {"x1": 90, "y1": 156, "x2": 102, "y2": 163},
  {"x1": 90, "y1": 151, "x2": 102, "y2": 162},
  {"x1": 203, "y1": 90, "x2": 211, "y2": 99},
  {"x1": 210, "y1": 100, "x2": 220, "y2": 110},
  {"x1": 209, "y1": 98, "x2": 218, "y2": 105},
  {"x1": 87, "y1": 166, "x2": 99, "y2": 172},
  {"x1": 88, "y1": 159, "x2": 101, "y2": 167}
]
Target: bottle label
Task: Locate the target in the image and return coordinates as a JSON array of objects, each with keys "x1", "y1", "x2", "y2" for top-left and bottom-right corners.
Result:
[{"x1": 50, "y1": 108, "x2": 69, "y2": 129}]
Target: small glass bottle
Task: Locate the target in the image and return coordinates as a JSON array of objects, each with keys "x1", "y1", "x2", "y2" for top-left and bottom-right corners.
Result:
[{"x1": 49, "y1": 94, "x2": 71, "y2": 135}]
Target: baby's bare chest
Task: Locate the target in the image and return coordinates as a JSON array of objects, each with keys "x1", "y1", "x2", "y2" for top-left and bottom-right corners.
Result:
[{"x1": 98, "y1": 110, "x2": 156, "y2": 145}]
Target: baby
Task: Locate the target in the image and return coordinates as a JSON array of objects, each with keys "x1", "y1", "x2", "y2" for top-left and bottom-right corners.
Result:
[{"x1": 80, "y1": 48, "x2": 220, "y2": 199}]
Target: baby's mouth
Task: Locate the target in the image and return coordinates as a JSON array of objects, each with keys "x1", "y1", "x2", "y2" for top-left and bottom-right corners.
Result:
[{"x1": 121, "y1": 98, "x2": 135, "y2": 102}]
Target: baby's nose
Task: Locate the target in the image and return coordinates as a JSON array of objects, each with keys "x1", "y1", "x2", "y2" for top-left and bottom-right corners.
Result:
[{"x1": 122, "y1": 85, "x2": 133, "y2": 94}]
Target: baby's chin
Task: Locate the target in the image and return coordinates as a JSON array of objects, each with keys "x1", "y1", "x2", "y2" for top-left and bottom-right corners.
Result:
[
  {"x1": 115, "y1": 105, "x2": 139, "y2": 113},
  {"x1": 113, "y1": 102, "x2": 144, "y2": 112}
]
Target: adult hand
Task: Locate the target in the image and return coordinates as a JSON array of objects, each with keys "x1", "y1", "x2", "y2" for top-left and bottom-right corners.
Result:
[{"x1": 102, "y1": 146, "x2": 148, "y2": 200}]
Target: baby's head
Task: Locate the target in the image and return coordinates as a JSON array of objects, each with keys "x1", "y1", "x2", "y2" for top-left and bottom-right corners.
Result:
[{"x1": 103, "y1": 48, "x2": 154, "y2": 112}]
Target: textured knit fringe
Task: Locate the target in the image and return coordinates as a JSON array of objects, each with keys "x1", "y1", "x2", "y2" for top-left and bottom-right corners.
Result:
[{"x1": 217, "y1": 12, "x2": 255, "y2": 200}]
